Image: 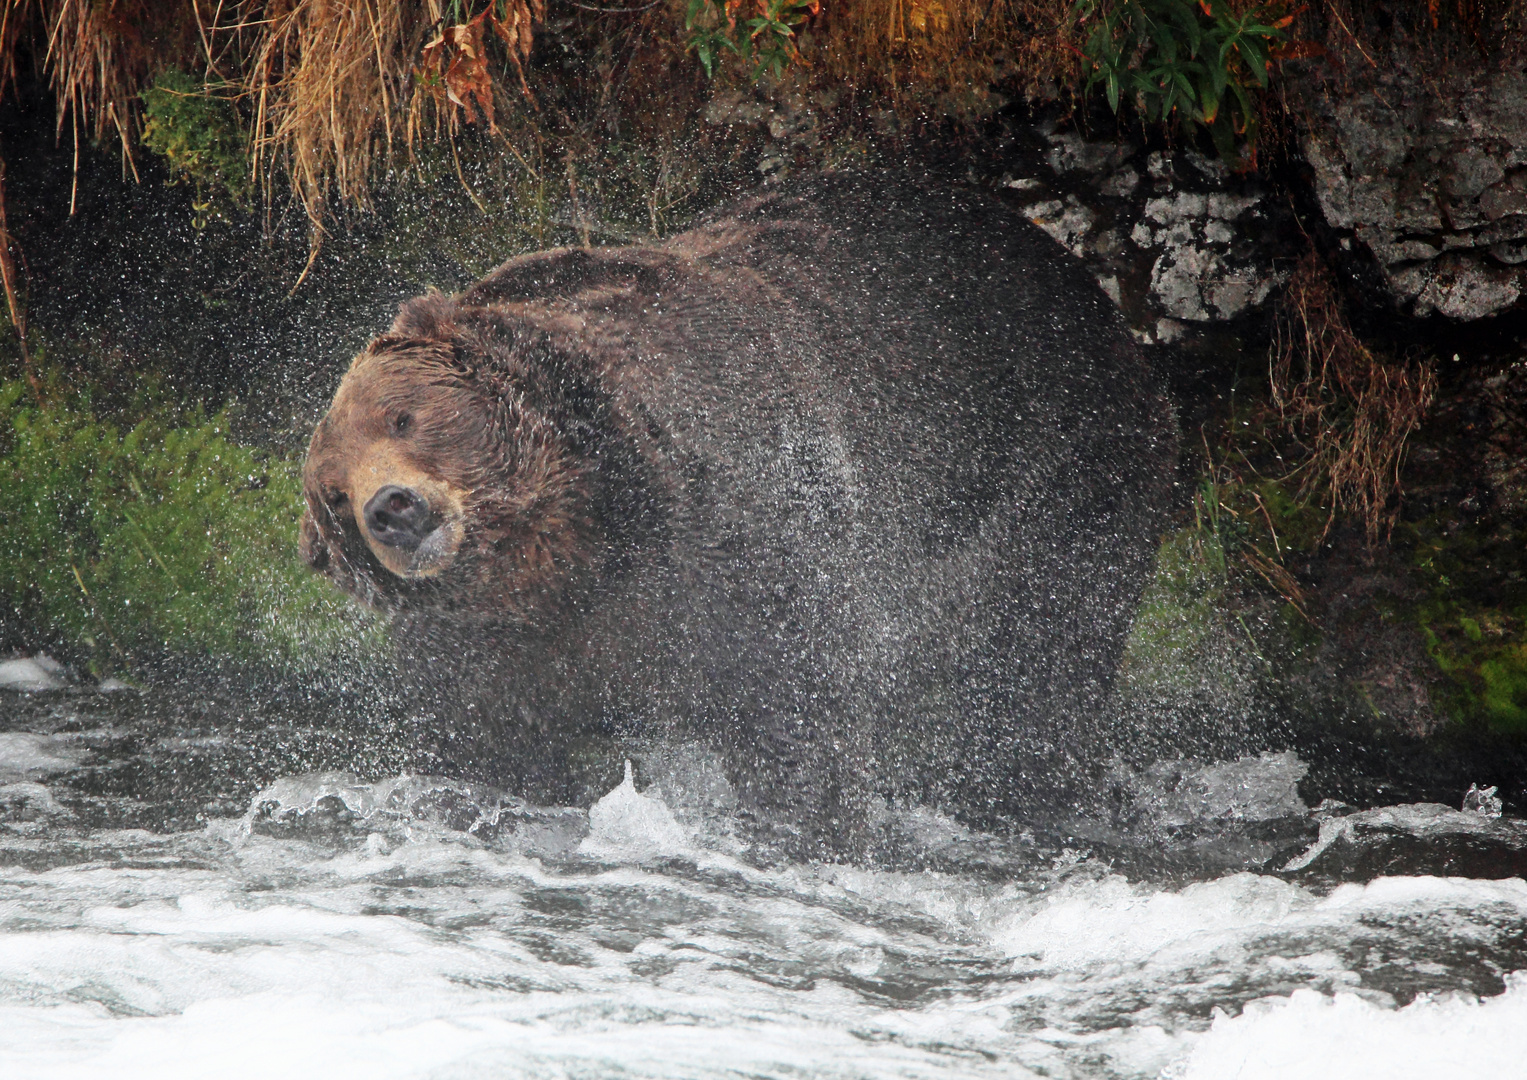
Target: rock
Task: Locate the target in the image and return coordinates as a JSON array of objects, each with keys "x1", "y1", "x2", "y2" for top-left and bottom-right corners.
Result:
[
  {"x1": 1045, "y1": 130, "x2": 1134, "y2": 175},
  {"x1": 1409, "y1": 254, "x2": 1523, "y2": 319},
  {"x1": 0, "y1": 655, "x2": 67, "y2": 692},
  {"x1": 1282, "y1": 802, "x2": 1527, "y2": 882},
  {"x1": 1097, "y1": 167, "x2": 1141, "y2": 198},
  {"x1": 1125, "y1": 159, "x2": 1283, "y2": 324},
  {"x1": 1288, "y1": 59, "x2": 1527, "y2": 319},
  {"x1": 1008, "y1": 133, "x2": 1289, "y2": 337},
  {"x1": 1022, "y1": 195, "x2": 1096, "y2": 257}
]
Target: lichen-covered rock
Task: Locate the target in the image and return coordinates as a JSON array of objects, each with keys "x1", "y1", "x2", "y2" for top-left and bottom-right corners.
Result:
[
  {"x1": 1290, "y1": 61, "x2": 1527, "y2": 320},
  {"x1": 1131, "y1": 183, "x2": 1278, "y2": 324},
  {"x1": 1008, "y1": 131, "x2": 1288, "y2": 340}
]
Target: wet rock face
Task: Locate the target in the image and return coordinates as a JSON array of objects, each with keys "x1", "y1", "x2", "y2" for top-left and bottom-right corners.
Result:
[
  {"x1": 1291, "y1": 63, "x2": 1527, "y2": 319},
  {"x1": 1130, "y1": 169, "x2": 1280, "y2": 326},
  {"x1": 1006, "y1": 128, "x2": 1292, "y2": 343}
]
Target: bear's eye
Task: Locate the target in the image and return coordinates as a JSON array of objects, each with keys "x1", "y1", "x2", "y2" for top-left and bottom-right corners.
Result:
[
  {"x1": 324, "y1": 488, "x2": 348, "y2": 509},
  {"x1": 392, "y1": 412, "x2": 412, "y2": 436}
]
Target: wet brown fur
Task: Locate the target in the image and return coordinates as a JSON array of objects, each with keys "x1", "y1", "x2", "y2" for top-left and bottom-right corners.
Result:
[
  {"x1": 299, "y1": 173, "x2": 1178, "y2": 848},
  {"x1": 302, "y1": 303, "x2": 625, "y2": 621}
]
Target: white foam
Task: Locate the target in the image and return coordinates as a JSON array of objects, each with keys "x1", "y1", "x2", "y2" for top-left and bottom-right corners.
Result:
[
  {"x1": 994, "y1": 870, "x2": 1527, "y2": 969},
  {"x1": 0, "y1": 656, "x2": 66, "y2": 692},
  {"x1": 1177, "y1": 973, "x2": 1527, "y2": 1080},
  {"x1": 0, "y1": 781, "x2": 67, "y2": 817},
  {"x1": 0, "y1": 835, "x2": 1036, "y2": 1079},
  {"x1": 0, "y1": 732, "x2": 87, "y2": 782},
  {"x1": 994, "y1": 871, "x2": 1309, "y2": 967},
  {"x1": 3, "y1": 803, "x2": 1527, "y2": 1079}
]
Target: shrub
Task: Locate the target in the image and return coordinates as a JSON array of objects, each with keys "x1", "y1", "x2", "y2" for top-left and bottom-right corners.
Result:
[
  {"x1": 685, "y1": 0, "x2": 821, "y2": 78},
  {"x1": 1072, "y1": 0, "x2": 1290, "y2": 164},
  {"x1": 140, "y1": 70, "x2": 251, "y2": 220},
  {"x1": 0, "y1": 381, "x2": 382, "y2": 674}
]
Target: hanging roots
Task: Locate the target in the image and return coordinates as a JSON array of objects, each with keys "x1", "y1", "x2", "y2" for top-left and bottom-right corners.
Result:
[{"x1": 1270, "y1": 250, "x2": 1437, "y2": 547}]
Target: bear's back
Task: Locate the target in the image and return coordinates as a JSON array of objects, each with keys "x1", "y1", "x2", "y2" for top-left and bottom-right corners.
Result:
[{"x1": 441, "y1": 173, "x2": 1175, "y2": 820}]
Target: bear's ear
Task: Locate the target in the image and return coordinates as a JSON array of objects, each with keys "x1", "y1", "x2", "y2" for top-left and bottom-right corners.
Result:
[{"x1": 391, "y1": 292, "x2": 457, "y2": 341}]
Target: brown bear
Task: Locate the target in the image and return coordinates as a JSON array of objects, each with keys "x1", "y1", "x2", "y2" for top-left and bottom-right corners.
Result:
[{"x1": 300, "y1": 171, "x2": 1177, "y2": 851}]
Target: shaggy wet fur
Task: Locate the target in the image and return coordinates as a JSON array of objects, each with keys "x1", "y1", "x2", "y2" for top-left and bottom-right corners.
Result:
[{"x1": 301, "y1": 172, "x2": 1178, "y2": 851}]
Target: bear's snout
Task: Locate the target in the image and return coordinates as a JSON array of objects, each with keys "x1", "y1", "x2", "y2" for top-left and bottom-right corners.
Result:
[{"x1": 363, "y1": 485, "x2": 437, "y2": 551}]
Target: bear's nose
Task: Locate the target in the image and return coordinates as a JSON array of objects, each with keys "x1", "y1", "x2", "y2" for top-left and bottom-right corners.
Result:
[{"x1": 363, "y1": 485, "x2": 435, "y2": 551}]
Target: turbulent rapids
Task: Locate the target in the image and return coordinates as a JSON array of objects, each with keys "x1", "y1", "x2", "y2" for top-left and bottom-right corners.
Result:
[{"x1": 3, "y1": 681, "x2": 1527, "y2": 1079}]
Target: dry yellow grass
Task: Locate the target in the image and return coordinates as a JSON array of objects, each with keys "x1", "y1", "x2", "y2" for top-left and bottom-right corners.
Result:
[
  {"x1": 811, "y1": 0, "x2": 1077, "y2": 103},
  {"x1": 0, "y1": 1, "x2": 540, "y2": 254},
  {"x1": 0, "y1": 0, "x2": 1518, "y2": 240},
  {"x1": 233, "y1": 0, "x2": 422, "y2": 249},
  {"x1": 1270, "y1": 251, "x2": 1437, "y2": 547}
]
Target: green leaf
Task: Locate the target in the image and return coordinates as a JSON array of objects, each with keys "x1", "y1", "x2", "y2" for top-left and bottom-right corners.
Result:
[{"x1": 1238, "y1": 37, "x2": 1272, "y2": 85}]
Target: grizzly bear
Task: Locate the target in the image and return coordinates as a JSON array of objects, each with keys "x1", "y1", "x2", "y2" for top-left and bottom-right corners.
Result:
[{"x1": 300, "y1": 171, "x2": 1177, "y2": 851}]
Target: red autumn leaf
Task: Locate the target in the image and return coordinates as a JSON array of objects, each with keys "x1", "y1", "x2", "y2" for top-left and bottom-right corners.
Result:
[
  {"x1": 442, "y1": 9, "x2": 495, "y2": 128},
  {"x1": 489, "y1": 0, "x2": 539, "y2": 62}
]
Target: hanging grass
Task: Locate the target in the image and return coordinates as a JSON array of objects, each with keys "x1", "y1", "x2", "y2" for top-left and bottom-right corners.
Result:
[{"x1": 1270, "y1": 251, "x2": 1438, "y2": 549}]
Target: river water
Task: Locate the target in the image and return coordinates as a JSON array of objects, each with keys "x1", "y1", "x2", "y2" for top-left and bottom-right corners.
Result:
[{"x1": 3, "y1": 679, "x2": 1527, "y2": 1079}]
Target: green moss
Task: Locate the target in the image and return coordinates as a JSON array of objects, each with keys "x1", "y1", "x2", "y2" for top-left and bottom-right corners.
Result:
[
  {"x1": 0, "y1": 380, "x2": 382, "y2": 674},
  {"x1": 1118, "y1": 528, "x2": 1228, "y2": 689},
  {"x1": 1393, "y1": 501, "x2": 1527, "y2": 733},
  {"x1": 140, "y1": 70, "x2": 251, "y2": 220}
]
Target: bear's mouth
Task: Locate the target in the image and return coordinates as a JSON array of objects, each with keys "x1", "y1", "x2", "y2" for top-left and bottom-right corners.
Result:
[{"x1": 402, "y1": 518, "x2": 464, "y2": 578}]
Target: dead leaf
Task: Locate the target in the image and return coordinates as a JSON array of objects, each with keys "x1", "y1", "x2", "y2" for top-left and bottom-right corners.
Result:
[
  {"x1": 908, "y1": 0, "x2": 948, "y2": 33},
  {"x1": 442, "y1": 9, "x2": 495, "y2": 128}
]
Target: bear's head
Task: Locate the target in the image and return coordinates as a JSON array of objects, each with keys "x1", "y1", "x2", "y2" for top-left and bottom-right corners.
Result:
[{"x1": 300, "y1": 295, "x2": 606, "y2": 620}]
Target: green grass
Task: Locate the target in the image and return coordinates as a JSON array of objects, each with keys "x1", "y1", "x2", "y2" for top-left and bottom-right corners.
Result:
[{"x1": 0, "y1": 380, "x2": 383, "y2": 675}]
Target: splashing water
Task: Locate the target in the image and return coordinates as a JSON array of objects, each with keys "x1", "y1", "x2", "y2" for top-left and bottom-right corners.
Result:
[{"x1": 3, "y1": 694, "x2": 1527, "y2": 1080}]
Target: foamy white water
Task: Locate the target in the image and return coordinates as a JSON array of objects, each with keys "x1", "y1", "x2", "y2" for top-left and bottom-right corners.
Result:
[{"x1": 2, "y1": 764, "x2": 1526, "y2": 1080}]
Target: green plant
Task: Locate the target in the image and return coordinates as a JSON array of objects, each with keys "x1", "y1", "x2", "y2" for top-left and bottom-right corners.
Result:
[
  {"x1": 140, "y1": 70, "x2": 251, "y2": 223},
  {"x1": 685, "y1": 0, "x2": 821, "y2": 79},
  {"x1": 1072, "y1": 0, "x2": 1290, "y2": 165},
  {"x1": 0, "y1": 381, "x2": 382, "y2": 674}
]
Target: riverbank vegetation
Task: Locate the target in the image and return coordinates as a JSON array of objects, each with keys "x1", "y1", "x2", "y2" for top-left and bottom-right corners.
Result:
[
  {"x1": 0, "y1": 375, "x2": 381, "y2": 675},
  {"x1": 0, "y1": 0, "x2": 1521, "y2": 246}
]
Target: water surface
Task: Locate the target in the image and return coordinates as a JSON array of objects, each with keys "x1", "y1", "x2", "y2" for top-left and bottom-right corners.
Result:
[{"x1": 3, "y1": 684, "x2": 1526, "y2": 1079}]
